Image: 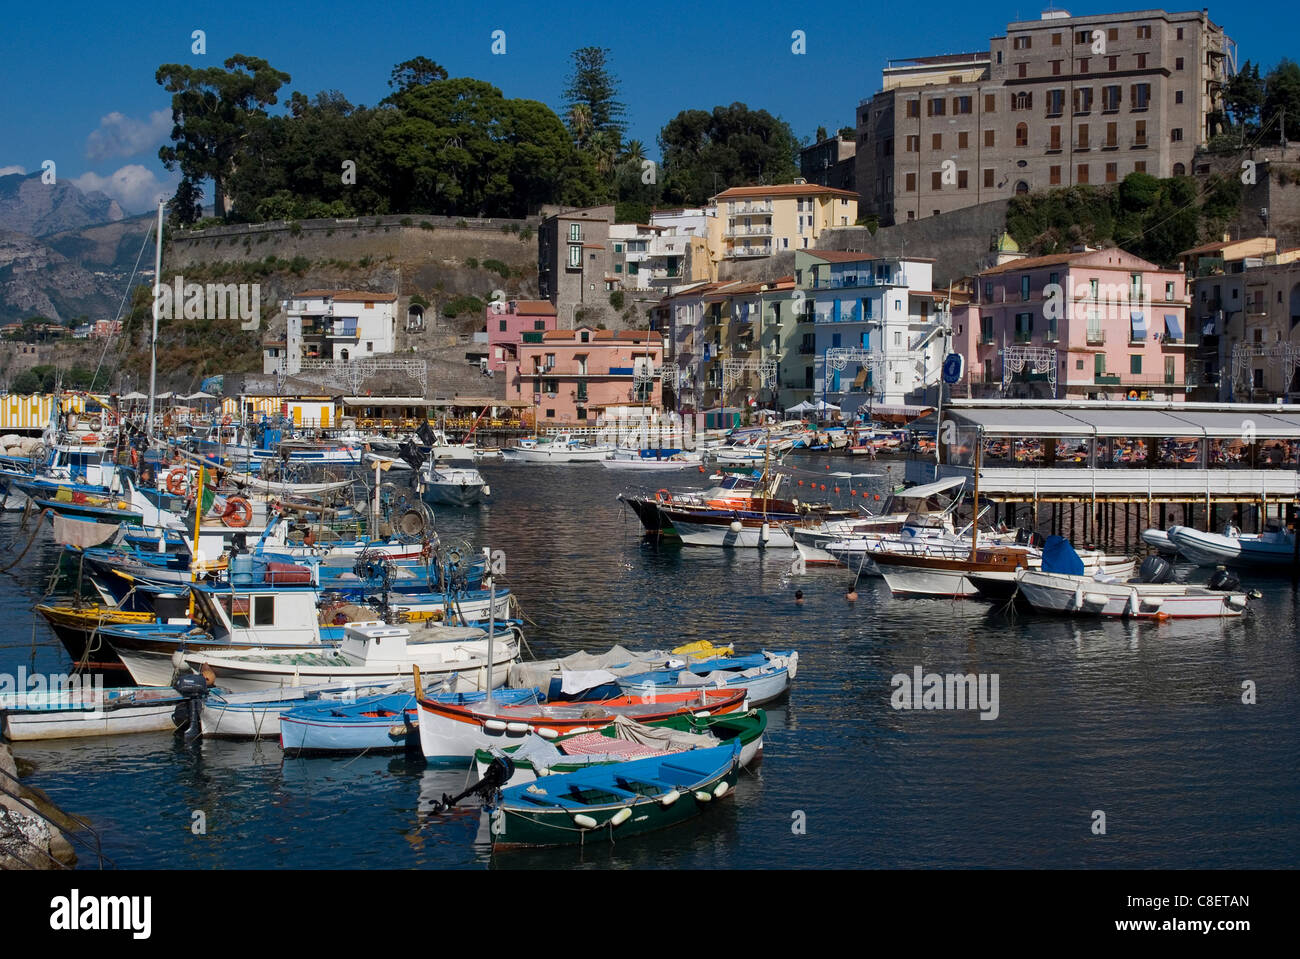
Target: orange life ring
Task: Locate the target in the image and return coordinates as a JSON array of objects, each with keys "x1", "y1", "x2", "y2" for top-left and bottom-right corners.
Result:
[
  {"x1": 80, "y1": 434, "x2": 98, "y2": 444},
  {"x1": 166, "y1": 467, "x2": 188, "y2": 495},
  {"x1": 655, "y1": 488, "x2": 672, "y2": 504},
  {"x1": 221, "y1": 496, "x2": 252, "y2": 528},
  {"x1": 222, "y1": 414, "x2": 233, "y2": 426}
]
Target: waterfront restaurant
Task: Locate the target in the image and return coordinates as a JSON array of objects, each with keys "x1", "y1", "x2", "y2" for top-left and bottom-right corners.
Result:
[{"x1": 906, "y1": 400, "x2": 1300, "y2": 534}]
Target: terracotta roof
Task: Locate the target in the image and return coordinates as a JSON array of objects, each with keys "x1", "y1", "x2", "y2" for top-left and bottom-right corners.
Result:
[
  {"x1": 975, "y1": 249, "x2": 1164, "y2": 276},
  {"x1": 513, "y1": 300, "x2": 556, "y2": 315},
  {"x1": 713, "y1": 183, "x2": 859, "y2": 201},
  {"x1": 806, "y1": 250, "x2": 878, "y2": 263},
  {"x1": 291, "y1": 289, "x2": 397, "y2": 302},
  {"x1": 1177, "y1": 238, "x2": 1274, "y2": 257}
]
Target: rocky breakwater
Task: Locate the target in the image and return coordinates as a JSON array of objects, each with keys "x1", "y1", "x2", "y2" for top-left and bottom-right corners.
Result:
[{"x1": 0, "y1": 741, "x2": 79, "y2": 869}]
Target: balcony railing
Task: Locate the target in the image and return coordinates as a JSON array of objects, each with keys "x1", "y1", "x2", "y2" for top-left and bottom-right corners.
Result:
[
  {"x1": 1085, "y1": 329, "x2": 1106, "y2": 345},
  {"x1": 726, "y1": 224, "x2": 774, "y2": 237},
  {"x1": 726, "y1": 246, "x2": 773, "y2": 258},
  {"x1": 728, "y1": 202, "x2": 773, "y2": 215}
]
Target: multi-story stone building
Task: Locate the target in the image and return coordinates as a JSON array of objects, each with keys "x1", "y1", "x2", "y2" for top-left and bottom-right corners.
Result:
[
  {"x1": 1183, "y1": 237, "x2": 1300, "y2": 401},
  {"x1": 537, "y1": 205, "x2": 616, "y2": 326},
  {"x1": 800, "y1": 134, "x2": 857, "y2": 193},
  {"x1": 801, "y1": 250, "x2": 946, "y2": 413},
  {"x1": 707, "y1": 182, "x2": 858, "y2": 261},
  {"x1": 952, "y1": 246, "x2": 1191, "y2": 401},
  {"x1": 857, "y1": 8, "x2": 1231, "y2": 225}
]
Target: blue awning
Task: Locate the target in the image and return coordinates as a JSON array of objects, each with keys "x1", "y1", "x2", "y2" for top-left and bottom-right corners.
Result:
[
  {"x1": 1163, "y1": 313, "x2": 1183, "y2": 340},
  {"x1": 1130, "y1": 311, "x2": 1146, "y2": 340}
]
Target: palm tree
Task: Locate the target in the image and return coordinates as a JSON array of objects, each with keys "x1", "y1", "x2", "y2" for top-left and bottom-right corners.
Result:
[
  {"x1": 621, "y1": 139, "x2": 646, "y2": 165},
  {"x1": 568, "y1": 104, "x2": 593, "y2": 150},
  {"x1": 590, "y1": 130, "x2": 620, "y2": 177}
]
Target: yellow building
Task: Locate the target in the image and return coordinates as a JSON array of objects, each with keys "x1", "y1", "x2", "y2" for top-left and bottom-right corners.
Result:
[{"x1": 707, "y1": 181, "x2": 859, "y2": 261}]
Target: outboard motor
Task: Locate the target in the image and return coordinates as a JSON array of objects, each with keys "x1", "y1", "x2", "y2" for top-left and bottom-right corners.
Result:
[
  {"x1": 1014, "y1": 528, "x2": 1045, "y2": 548},
  {"x1": 1137, "y1": 555, "x2": 1174, "y2": 584},
  {"x1": 1206, "y1": 567, "x2": 1241, "y2": 592},
  {"x1": 172, "y1": 672, "x2": 209, "y2": 745},
  {"x1": 429, "y1": 756, "x2": 516, "y2": 815}
]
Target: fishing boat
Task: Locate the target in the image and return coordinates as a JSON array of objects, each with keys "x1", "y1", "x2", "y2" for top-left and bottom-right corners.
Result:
[
  {"x1": 1165, "y1": 524, "x2": 1299, "y2": 569},
  {"x1": 417, "y1": 687, "x2": 747, "y2": 764},
  {"x1": 505, "y1": 642, "x2": 735, "y2": 702},
  {"x1": 617, "y1": 472, "x2": 774, "y2": 537},
  {"x1": 616, "y1": 650, "x2": 797, "y2": 707},
  {"x1": 502, "y1": 432, "x2": 615, "y2": 463},
  {"x1": 278, "y1": 687, "x2": 541, "y2": 753},
  {"x1": 199, "y1": 679, "x2": 407, "y2": 739},
  {"x1": 599, "y1": 448, "x2": 702, "y2": 471},
  {"x1": 473, "y1": 710, "x2": 766, "y2": 785},
  {"x1": 483, "y1": 741, "x2": 741, "y2": 848},
  {"x1": 0, "y1": 685, "x2": 185, "y2": 741},
  {"x1": 173, "y1": 621, "x2": 519, "y2": 694}
]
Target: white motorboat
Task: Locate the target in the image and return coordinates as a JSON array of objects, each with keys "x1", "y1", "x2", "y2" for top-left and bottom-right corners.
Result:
[
  {"x1": 1015, "y1": 569, "x2": 1249, "y2": 618},
  {"x1": 502, "y1": 432, "x2": 615, "y2": 463},
  {"x1": 600, "y1": 448, "x2": 702, "y2": 471},
  {"x1": 418, "y1": 460, "x2": 489, "y2": 506},
  {"x1": 0, "y1": 685, "x2": 185, "y2": 741},
  {"x1": 1166, "y1": 524, "x2": 1298, "y2": 568}
]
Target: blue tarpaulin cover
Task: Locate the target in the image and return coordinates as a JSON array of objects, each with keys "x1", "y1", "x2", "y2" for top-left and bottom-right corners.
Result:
[{"x1": 1041, "y1": 535, "x2": 1085, "y2": 575}]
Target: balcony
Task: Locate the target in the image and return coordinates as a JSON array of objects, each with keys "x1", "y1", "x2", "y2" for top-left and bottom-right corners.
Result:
[
  {"x1": 1085, "y1": 329, "x2": 1106, "y2": 345},
  {"x1": 1132, "y1": 137, "x2": 1148, "y2": 148},
  {"x1": 726, "y1": 245, "x2": 773, "y2": 259},
  {"x1": 725, "y1": 224, "x2": 774, "y2": 237},
  {"x1": 728, "y1": 202, "x2": 773, "y2": 215},
  {"x1": 798, "y1": 344, "x2": 815, "y2": 354},
  {"x1": 980, "y1": 333, "x2": 995, "y2": 345},
  {"x1": 1014, "y1": 331, "x2": 1033, "y2": 343}
]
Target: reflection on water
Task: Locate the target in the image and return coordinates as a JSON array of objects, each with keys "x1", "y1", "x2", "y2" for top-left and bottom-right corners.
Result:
[{"x1": 3, "y1": 455, "x2": 1298, "y2": 868}]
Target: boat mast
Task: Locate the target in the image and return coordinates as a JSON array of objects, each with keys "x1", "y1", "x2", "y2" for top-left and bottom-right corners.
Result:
[
  {"x1": 969, "y1": 429, "x2": 981, "y2": 562},
  {"x1": 146, "y1": 199, "x2": 164, "y2": 439}
]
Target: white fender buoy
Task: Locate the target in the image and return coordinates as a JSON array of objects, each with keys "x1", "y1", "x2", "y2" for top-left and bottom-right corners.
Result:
[
  {"x1": 1083, "y1": 592, "x2": 1108, "y2": 607},
  {"x1": 535, "y1": 727, "x2": 559, "y2": 739},
  {"x1": 659, "y1": 790, "x2": 680, "y2": 807},
  {"x1": 573, "y1": 814, "x2": 598, "y2": 830},
  {"x1": 1072, "y1": 586, "x2": 1084, "y2": 609},
  {"x1": 610, "y1": 807, "x2": 633, "y2": 827},
  {"x1": 729, "y1": 520, "x2": 742, "y2": 533},
  {"x1": 536, "y1": 766, "x2": 552, "y2": 777},
  {"x1": 713, "y1": 781, "x2": 730, "y2": 798},
  {"x1": 171, "y1": 650, "x2": 186, "y2": 669},
  {"x1": 1127, "y1": 589, "x2": 1140, "y2": 617},
  {"x1": 693, "y1": 790, "x2": 712, "y2": 803},
  {"x1": 505, "y1": 721, "x2": 530, "y2": 734},
  {"x1": 759, "y1": 522, "x2": 770, "y2": 545},
  {"x1": 484, "y1": 719, "x2": 507, "y2": 732}
]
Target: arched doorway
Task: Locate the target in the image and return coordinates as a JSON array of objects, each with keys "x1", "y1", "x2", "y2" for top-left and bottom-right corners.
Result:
[
  {"x1": 1172, "y1": 162, "x2": 1186, "y2": 176},
  {"x1": 406, "y1": 304, "x2": 424, "y2": 332},
  {"x1": 1014, "y1": 180, "x2": 1029, "y2": 195}
]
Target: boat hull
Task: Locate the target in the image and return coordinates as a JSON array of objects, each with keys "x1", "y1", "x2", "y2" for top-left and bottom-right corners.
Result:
[{"x1": 1015, "y1": 570, "x2": 1248, "y2": 618}]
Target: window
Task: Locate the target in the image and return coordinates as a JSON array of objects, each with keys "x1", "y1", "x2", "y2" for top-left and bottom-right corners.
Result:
[
  {"x1": 1136, "y1": 53, "x2": 1147, "y2": 70},
  {"x1": 1016, "y1": 123, "x2": 1029, "y2": 147},
  {"x1": 1175, "y1": 57, "x2": 1184, "y2": 71},
  {"x1": 1047, "y1": 89, "x2": 1065, "y2": 116},
  {"x1": 1108, "y1": 56, "x2": 1118, "y2": 71},
  {"x1": 545, "y1": 409, "x2": 555, "y2": 418},
  {"x1": 957, "y1": 169, "x2": 969, "y2": 189},
  {"x1": 1131, "y1": 83, "x2": 1150, "y2": 111},
  {"x1": 568, "y1": 224, "x2": 581, "y2": 241},
  {"x1": 906, "y1": 100, "x2": 920, "y2": 118},
  {"x1": 1177, "y1": 27, "x2": 1184, "y2": 40},
  {"x1": 984, "y1": 282, "x2": 994, "y2": 299},
  {"x1": 1175, "y1": 90, "x2": 1184, "y2": 104},
  {"x1": 932, "y1": 133, "x2": 943, "y2": 150},
  {"x1": 1075, "y1": 30, "x2": 1090, "y2": 44},
  {"x1": 614, "y1": 263, "x2": 623, "y2": 273},
  {"x1": 535, "y1": 320, "x2": 546, "y2": 330},
  {"x1": 576, "y1": 406, "x2": 587, "y2": 420},
  {"x1": 1166, "y1": 282, "x2": 1175, "y2": 300},
  {"x1": 1049, "y1": 125, "x2": 1062, "y2": 150},
  {"x1": 905, "y1": 173, "x2": 916, "y2": 192},
  {"x1": 1130, "y1": 355, "x2": 1142, "y2": 375},
  {"x1": 954, "y1": 96, "x2": 972, "y2": 114},
  {"x1": 1102, "y1": 85, "x2": 1121, "y2": 112},
  {"x1": 1013, "y1": 35, "x2": 1031, "y2": 49},
  {"x1": 1052, "y1": 33, "x2": 1062, "y2": 46},
  {"x1": 1049, "y1": 165, "x2": 1062, "y2": 185},
  {"x1": 1017, "y1": 63, "x2": 1028, "y2": 79},
  {"x1": 1013, "y1": 92, "x2": 1032, "y2": 111},
  {"x1": 1076, "y1": 359, "x2": 1085, "y2": 371},
  {"x1": 984, "y1": 129, "x2": 995, "y2": 148},
  {"x1": 906, "y1": 134, "x2": 919, "y2": 152},
  {"x1": 1077, "y1": 163, "x2": 1089, "y2": 184},
  {"x1": 1021, "y1": 275, "x2": 1031, "y2": 301},
  {"x1": 1051, "y1": 60, "x2": 1062, "y2": 76},
  {"x1": 1077, "y1": 58, "x2": 1089, "y2": 74},
  {"x1": 1135, "y1": 120, "x2": 1147, "y2": 146},
  {"x1": 1136, "y1": 24, "x2": 1151, "y2": 40},
  {"x1": 1165, "y1": 356, "x2": 1175, "y2": 384},
  {"x1": 984, "y1": 168, "x2": 995, "y2": 188},
  {"x1": 1015, "y1": 312, "x2": 1033, "y2": 341},
  {"x1": 1107, "y1": 27, "x2": 1118, "y2": 42},
  {"x1": 893, "y1": 331, "x2": 902, "y2": 346},
  {"x1": 1074, "y1": 87, "x2": 1093, "y2": 115},
  {"x1": 614, "y1": 243, "x2": 623, "y2": 253},
  {"x1": 254, "y1": 596, "x2": 274, "y2": 626},
  {"x1": 958, "y1": 131, "x2": 969, "y2": 149},
  {"x1": 1077, "y1": 123, "x2": 1090, "y2": 149},
  {"x1": 1171, "y1": 128, "x2": 1183, "y2": 142},
  {"x1": 568, "y1": 244, "x2": 581, "y2": 268},
  {"x1": 927, "y1": 98, "x2": 945, "y2": 117},
  {"x1": 1173, "y1": 162, "x2": 1186, "y2": 176},
  {"x1": 985, "y1": 93, "x2": 997, "y2": 113},
  {"x1": 931, "y1": 171, "x2": 943, "y2": 190},
  {"x1": 1106, "y1": 162, "x2": 1118, "y2": 182},
  {"x1": 499, "y1": 319, "x2": 508, "y2": 332}
]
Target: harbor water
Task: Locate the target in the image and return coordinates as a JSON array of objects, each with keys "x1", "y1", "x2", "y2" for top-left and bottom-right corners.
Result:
[{"x1": 2, "y1": 456, "x2": 1298, "y2": 868}]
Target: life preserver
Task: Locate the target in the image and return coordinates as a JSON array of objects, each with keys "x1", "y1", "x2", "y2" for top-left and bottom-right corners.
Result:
[
  {"x1": 91, "y1": 415, "x2": 103, "y2": 431},
  {"x1": 222, "y1": 414, "x2": 233, "y2": 426},
  {"x1": 129, "y1": 448, "x2": 139, "y2": 467},
  {"x1": 221, "y1": 496, "x2": 252, "y2": 528},
  {"x1": 1128, "y1": 390, "x2": 1138, "y2": 400},
  {"x1": 655, "y1": 488, "x2": 672, "y2": 504},
  {"x1": 80, "y1": 434, "x2": 98, "y2": 444},
  {"x1": 166, "y1": 467, "x2": 188, "y2": 495}
]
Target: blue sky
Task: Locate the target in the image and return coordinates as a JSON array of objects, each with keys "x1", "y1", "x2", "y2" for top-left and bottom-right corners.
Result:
[{"x1": 0, "y1": 1, "x2": 1287, "y2": 213}]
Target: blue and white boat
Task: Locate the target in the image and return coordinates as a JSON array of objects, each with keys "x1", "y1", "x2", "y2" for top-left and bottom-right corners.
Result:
[{"x1": 616, "y1": 650, "x2": 797, "y2": 706}]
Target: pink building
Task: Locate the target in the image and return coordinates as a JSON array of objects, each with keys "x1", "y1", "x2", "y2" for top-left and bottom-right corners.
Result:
[
  {"x1": 953, "y1": 248, "x2": 1191, "y2": 402},
  {"x1": 486, "y1": 300, "x2": 557, "y2": 372},
  {"x1": 505, "y1": 327, "x2": 662, "y2": 425}
]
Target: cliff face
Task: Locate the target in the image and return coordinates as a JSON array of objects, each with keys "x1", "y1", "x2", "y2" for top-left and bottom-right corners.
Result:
[
  {"x1": 0, "y1": 171, "x2": 125, "y2": 238},
  {"x1": 0, "y1": 230, "x2": 123, "y2": 324}
]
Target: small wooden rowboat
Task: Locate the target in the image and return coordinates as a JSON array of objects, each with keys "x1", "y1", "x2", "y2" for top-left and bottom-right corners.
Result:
[{"x1": 485, "y1": 741, "x2": 741, "y2": 847}]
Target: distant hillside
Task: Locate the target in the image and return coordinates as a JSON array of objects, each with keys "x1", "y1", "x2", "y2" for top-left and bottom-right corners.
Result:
[
  {"x1": 0, "y1": 229, "x2": 124, "y2": 324},
  {"x1": 45, "y1": 213, "x2": 155, "y2": 274},
  {"x1": 0, "y1": 171, "x2": 125, "y2": 237}
]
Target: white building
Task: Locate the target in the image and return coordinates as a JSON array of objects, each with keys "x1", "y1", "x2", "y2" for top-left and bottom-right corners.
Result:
[
  {"x1": 264, "y1": 290, "x2": 398, "y2": 375},
  {"x1": 801, "y1": 251, "x2": 946, "y2": 412}
]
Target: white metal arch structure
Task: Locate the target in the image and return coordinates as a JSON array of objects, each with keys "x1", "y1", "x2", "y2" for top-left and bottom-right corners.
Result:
[
  {"x1": 1231, "y1": 343, "x2": 1300, "y2": 397},
  {"x1": 1000, "y1": 345, "x2": 1057, "y2": 398},
  {"x1": 299, "y1": 357, "x2": 428, "y2": 395},
  {"x1": 723, "y1": 358, "x2": 777, "y2": 391}
]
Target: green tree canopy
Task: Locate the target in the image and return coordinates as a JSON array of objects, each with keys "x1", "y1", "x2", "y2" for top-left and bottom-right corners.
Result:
[
  {"x1": 563, "y1": 47, "x2": 626, "y2": 140},
  {"x1": 658, "y1": 103, "x2": 800, "y2": 205},
  {"x1": 156, "y1": 54, "x2": 291, "y2": 223}
]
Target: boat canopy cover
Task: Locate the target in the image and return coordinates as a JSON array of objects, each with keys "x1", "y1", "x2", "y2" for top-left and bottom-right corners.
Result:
[
  {"x1": 1041, "y1": 536, "x2": 1085, "y2": 575},
  {"x1": 895, "y1": 477, "x2": 965, "y2": 499}
]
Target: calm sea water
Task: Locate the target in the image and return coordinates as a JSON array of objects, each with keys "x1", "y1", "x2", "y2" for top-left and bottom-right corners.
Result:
[{"x1": 3, "y1": 456, "x2": 1298, "y2": 869}]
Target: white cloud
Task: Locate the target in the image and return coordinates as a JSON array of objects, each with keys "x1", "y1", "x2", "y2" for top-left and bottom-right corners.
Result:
[
  {"x1": 84, "y1": 110, "x2": 172, "y2": 162},
  {"x1": 0, "y1": 165, "x2": 27, "y2": 177},
  {"x1": 72, "y1": 165, "x2": 174, "y2": 213}
]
